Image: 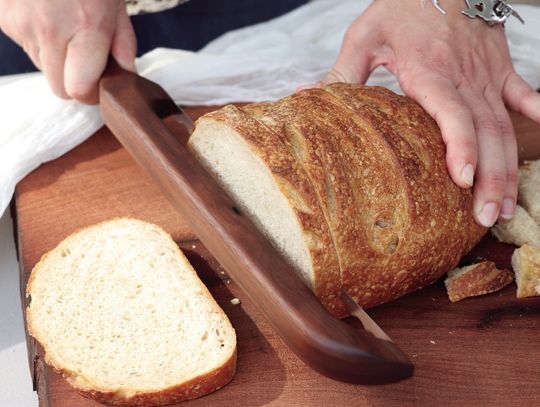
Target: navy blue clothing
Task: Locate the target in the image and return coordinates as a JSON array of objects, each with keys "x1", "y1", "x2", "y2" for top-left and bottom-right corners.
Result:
[{"x1": 0, "y1": 0, "x2": 307, "y2": 75}]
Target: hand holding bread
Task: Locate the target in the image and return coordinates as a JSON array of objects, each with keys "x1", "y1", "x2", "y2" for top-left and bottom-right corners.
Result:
[{"x1": 320, "y1": 0, "x2": 540, "y2": 227}]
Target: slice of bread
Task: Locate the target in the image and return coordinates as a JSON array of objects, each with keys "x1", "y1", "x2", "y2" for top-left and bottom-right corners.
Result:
[
  {"x1": 511, "y1": 244, "x2": 540, "y2": 298},
  {"x1": 26, "y1": 218, "x2": 236, "y2": 406},
  {"x1": 518, "y1": 160, "x2": 540, "y2": 225},
  {"x1": 444, "y1": 261, "x2": 514, "y2": 303},
  {"x1": 491, "y1": 205, "x2": 540, "y2": 247}
]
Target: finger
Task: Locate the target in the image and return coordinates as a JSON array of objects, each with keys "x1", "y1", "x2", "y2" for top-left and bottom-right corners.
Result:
[
  {"x1": 64, "y1": 29, "x2": 113, "y2": 104},
  {"x1": 320, "y1": 19, "x2": 380, "y2": 85},
  {"x1": 485, "y1": 86, "x2": 518, "y2": 221},
  {"x1": 399, "y1": 72, "x2": 477, "y2": 189},
  {"x1": 459, "y1": 86, "x2": 507, "y2": 227},
  {"x1": 110, "y1": 5, "x2": 137, "y2": 72},
  {"x1": 39, "y1": 43, "x2": 69, "y2": 99},
  {"x1": 503, "y1": 72, "x2": 540, "y2": 124}
]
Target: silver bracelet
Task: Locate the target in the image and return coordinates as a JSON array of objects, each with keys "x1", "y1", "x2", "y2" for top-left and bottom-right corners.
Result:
[{"x1": 431, "y1": 0, "x2": 524, "y2": 26}]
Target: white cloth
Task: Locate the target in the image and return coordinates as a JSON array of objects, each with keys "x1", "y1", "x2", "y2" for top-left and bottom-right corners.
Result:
[{"x1": 1, "y1": 0, "x2": 539, "y2": 217}]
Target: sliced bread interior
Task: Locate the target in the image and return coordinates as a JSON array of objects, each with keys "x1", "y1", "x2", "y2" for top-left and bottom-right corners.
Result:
[
  {"x1": 518, "y1": 160, "x2": 540, "y2": 224},
  {"x1": 491, "y1": 205, "x2": 540, "y2": 248},
  {"x1": 512, "y1": 244, "x2": 540, "y2": 298},
  {"x1": 26, "y1": 218, "x2": 236, "y2": 406}
]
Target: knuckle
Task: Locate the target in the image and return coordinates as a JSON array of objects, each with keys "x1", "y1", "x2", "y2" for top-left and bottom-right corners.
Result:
[
  {"x1": 36, "y1": 21, "x2": 60, "y2": 42},
  {"x1": 444, "y1": 103, "x2": 470, "y2": 120},
  {"x1": 484, "y1": 171, "x2": 507, "y2": 191},
  {"x1": 13, "y1": 12, "x2": 32, "y2": 38},
  {"x1": 449, "y1": 138, "x2": 477, "y2": 155},
  {"x1": 74, "y1": 7, "x2": 100, "y2": 30},
  {"x1": 497, "y1": 117, "x2": 515, "y2": 138},
  {"x1": 505, "y1": 170, "x2": 518, "y2": 186},
  {"x1": 474, "y1": 117, "x2": 499, "y2": 137},
  {"x1": 398, "y1": 70, "x2": 423, "y2": 96}
]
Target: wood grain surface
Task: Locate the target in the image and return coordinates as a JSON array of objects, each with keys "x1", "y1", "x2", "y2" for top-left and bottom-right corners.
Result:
[{"x1": 14, "y1": 107, "x2": 540, "y2": 407}]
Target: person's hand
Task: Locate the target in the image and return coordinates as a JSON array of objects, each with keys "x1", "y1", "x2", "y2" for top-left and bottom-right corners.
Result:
[
  {"x1": 0, "y1": 0, "x2": 136, "y2": 104},
  {"x1": 320, "y1": 0, "x2": 540, "y2": 227}
]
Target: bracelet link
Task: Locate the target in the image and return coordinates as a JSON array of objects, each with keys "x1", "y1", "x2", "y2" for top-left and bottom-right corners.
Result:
[
  {"x1": 430, "y1": 0, "x2": 525, "y2": 26},
  {"x1": 462, "y1": 0, "x2": 524, "y2": 26}
]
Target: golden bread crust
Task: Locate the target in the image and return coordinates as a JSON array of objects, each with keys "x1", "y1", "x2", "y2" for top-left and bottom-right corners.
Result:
[{"x1": 445, "y1": 262, "x2": 514, "y2": 303}]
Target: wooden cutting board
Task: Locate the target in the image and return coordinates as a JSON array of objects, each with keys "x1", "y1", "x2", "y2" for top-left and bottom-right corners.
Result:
[{"x1": 14, "y1": 106, "x2": 540, "y2": 407}]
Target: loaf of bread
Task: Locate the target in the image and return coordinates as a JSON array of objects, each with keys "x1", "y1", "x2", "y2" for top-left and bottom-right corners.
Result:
[
  {"x1": 26, "y1": 218, "x2": 236, "y2": 406},
  {"x1": 188, "y1": 84, "x2": 486, "y2": 316},
  {"x1": 444, "y1": 262, "x2": 514, "y2": 303},
  {"x1": 512, "y1": 244, "x2": 540, "y2": 298}
]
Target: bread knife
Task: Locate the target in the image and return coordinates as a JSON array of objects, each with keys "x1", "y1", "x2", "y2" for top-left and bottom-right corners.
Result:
[{"x1": 99, "y1": 58, "x2": 414, "y2": 385}]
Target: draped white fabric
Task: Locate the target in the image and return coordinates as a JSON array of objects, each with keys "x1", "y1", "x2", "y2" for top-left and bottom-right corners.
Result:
[{"x1": 1, "y1": 0, "x2": 539, "y2": 216}]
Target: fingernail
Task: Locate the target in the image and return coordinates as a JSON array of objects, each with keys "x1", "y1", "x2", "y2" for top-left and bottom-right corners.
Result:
[
  {"x1": 499, "y1": 198, "x2": 515, "y2": 220},
  {"x1": 475, "y1": 202, "x2": 500, "y2": 227},
  {"x1": 461, "y1": 164, "x2": 474, "y2": 187}
]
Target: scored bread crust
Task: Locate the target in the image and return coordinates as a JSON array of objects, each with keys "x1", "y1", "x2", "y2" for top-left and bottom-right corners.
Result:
[
  {"x1": 244, "y1": 90, "x2": 412, "y2": 309},
  {"x1": 189, "y1": 105, "x2": 345, "y2": 316},
  {"x1": 242, "y1": 97, "x2": 367, "y2": 315},
  {"x1": 286, "y1": 89, "x2": 410, "y2": 308},
  {"x1": 323, "y1": 83, "x2": 486, "y2": 305},
  {"x1": 26, "y1": 218, "x2": 237, "y2": 406}
]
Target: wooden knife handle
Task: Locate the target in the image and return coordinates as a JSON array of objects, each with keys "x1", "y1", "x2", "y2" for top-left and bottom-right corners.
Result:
[{"x1": 99, "y1": 60, "x2": 413, "y2": 384}]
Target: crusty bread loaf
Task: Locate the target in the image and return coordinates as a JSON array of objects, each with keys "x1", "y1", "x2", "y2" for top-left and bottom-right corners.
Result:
[
  {"x1": 26, "y1": 218, "x2": 236, "y2": 406},
  {"x1": 444, "y1": 262, "x2": 514, "y2": 303},
  {"x1": 511, "y1": 244, "x2": 540, "y2": 298},
  {"x1": 188, "y1": 84, "x2": 486, "y2": 315},
  {"x1": 491, "y1": 205, "x2": 540, "y2": 247},
  {"x1": 518, "y1": 160, "x2": 540, "y2": 225}
]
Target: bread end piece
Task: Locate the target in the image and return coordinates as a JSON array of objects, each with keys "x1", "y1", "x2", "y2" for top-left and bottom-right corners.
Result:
[
  {"x1": 518, "y1": 159, "x2": 540, "y2": 225},
  {"x1": 490, "y1": 205, "x2": 540, "y2": 248},
  {"x1": 444, "y1": 261, "x2": 514, "y2": 303},
  {"x1": 512, "y1": 244, "x2": 540, "y2": 298}
]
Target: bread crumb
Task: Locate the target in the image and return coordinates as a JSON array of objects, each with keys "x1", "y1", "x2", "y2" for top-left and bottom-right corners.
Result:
[
  {"x1": 230, "y1": 298, "x2": 241, "y2": 305},
  {"x1": 430, "y1": 340, "x2": 436, "y2": 345},
  {"x1": 445, "y1": 261, "x2": 514, "y2": 302}
]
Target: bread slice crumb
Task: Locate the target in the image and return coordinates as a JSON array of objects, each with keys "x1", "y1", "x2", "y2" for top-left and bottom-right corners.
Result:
[
  {"x1": 445, "y1": 261, "x2": 514, "y2": 303},
  {"x1": 511, "y1": 244, "x2": 540, "y2": 298},
  {"x1": 26, "y1": 218, "x2": 236, "y2": 406},
  {"x1": 518, "y1": 160, "x2": 540, "y2": 225},
  {"x1": 491, "y1": 205, "x2": 540, "y2": 247}
]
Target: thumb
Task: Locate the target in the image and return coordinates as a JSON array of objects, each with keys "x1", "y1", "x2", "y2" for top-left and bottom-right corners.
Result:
[
  {"x1": 111, "y1": 5, "x2": 137, "y2": 72},
  {"x1": 320, "y1": 22, "x2": 379, "y2": 86}
]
